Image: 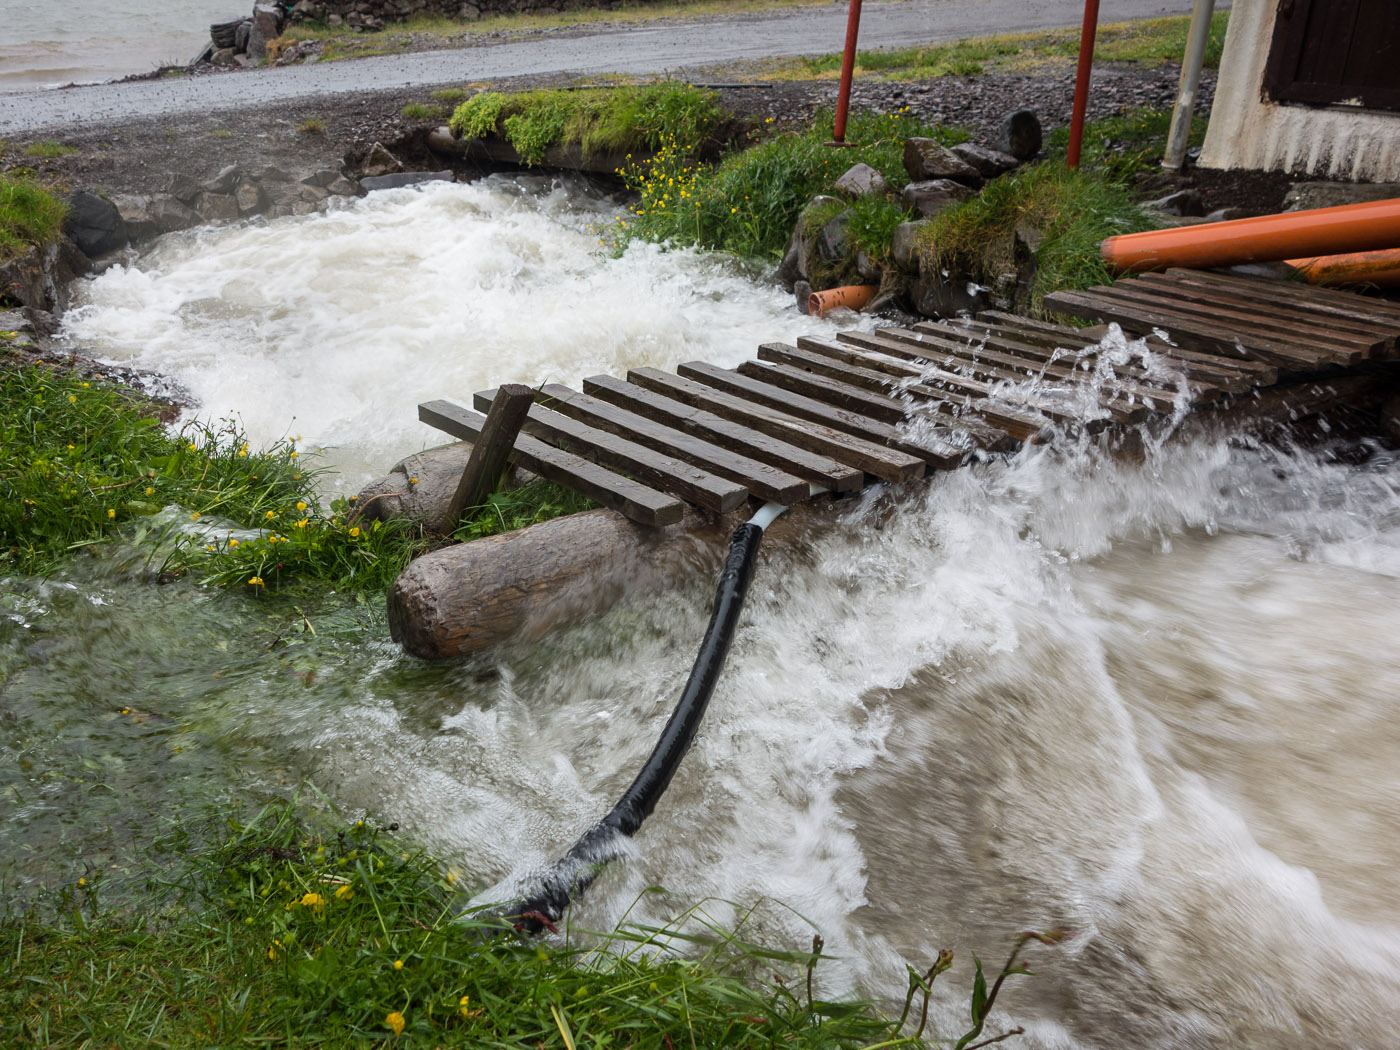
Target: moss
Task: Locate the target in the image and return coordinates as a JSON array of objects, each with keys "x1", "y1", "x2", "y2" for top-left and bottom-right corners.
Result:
[{"x1": 0, "y1": 175, "x2": 67, "y2": 262}]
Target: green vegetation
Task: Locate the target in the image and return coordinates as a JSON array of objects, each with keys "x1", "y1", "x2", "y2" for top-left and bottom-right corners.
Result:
[
  {"x1": 454, "y1": 481, "x2": 596, "y2": 542},
  {"x1": 450, "y1": 83, "x2": 723, "y2": 166},
  {"x1": 431, "y1": 87, "x2": 468, "y2": 105},
  {"x1": 914, "y1": 162, "x2": 1157, "y2": 315},
  {"x1": 402, "y1": 101, "x2": 450, "y2": 121},
  {"x1": 615, "y1": 109, "x2": 967, "y2": 261},
  {"x1": 1045, "y1": 106, "x2": 1210, "y2": 182},
  {"x1": 769, "y1": 12, "x2": 1230, "y2": 81},
  {"x1": 299, "y1": 117, "x2": 327, "y2": 135},
  {"x1": 0, "y1": 175, "x2": 66, "y2": 263},
  {"x1": 20, "y1": 141, "x2": 77, "y2": 159},
  {"x1": 2, "y1": 801, "x2": 1053, "y2": 1048}
]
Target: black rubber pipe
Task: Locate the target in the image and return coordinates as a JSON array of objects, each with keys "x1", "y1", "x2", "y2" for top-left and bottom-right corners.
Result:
[{"x1": 505, "y1": 519, "x2": 768, "y2": 934}]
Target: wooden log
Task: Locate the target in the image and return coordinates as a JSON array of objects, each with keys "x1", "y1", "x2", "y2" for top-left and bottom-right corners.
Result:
[{"x1": 437, "y1": 382, "x2": 534, "y2": 532}]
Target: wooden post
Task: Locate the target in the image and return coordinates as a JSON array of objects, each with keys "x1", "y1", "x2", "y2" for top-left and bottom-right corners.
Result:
[{"x1": 437, "y1": 382, "x2": 535, "y2": 533}]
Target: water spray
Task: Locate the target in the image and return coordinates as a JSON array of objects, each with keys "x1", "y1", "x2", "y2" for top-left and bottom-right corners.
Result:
[{"x1": 486, "y1": 497, "x2": 797, "y2": 935}]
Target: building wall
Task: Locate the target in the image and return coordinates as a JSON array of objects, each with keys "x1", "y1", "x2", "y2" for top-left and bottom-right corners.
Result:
[{"x1": 1200, "y1": 0, "x2": 1400, "y2": 181}]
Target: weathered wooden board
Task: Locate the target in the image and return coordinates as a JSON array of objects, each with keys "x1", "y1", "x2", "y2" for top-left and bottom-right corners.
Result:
[
  {"x1": 535, "y1": 382, "x2": 810, "y2": 504},
  {"x1": 581, "y1": 374, "x2": 864, "y2": 492},
  {"x1": 1164, "y1": 268, "x2": 1400, "y2": 327},
  {"x1": 474, "y1": 388, "x2": 748, "y2": 514},
  {"x1": 418, "y1": 399, "x2": 684, "y2": 526},
  {"x1": 1075, "y1": 323, "x2": 1280, "y2": 385}
]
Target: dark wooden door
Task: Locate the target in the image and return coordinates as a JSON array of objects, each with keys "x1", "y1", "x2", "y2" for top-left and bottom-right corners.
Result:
[{"x1": 1262, "y1": 0, "x2": 1400, "y2": 111}]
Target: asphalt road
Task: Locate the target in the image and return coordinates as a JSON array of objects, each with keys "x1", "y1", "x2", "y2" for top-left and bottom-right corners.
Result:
[{"x1": 0, "y1": 0, "x2": 1208, "y2": 136}]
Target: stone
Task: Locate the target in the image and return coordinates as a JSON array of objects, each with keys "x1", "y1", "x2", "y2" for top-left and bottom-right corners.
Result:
[
  {"x1": 775, "y1": 239, "x2": 802, "y2": 290},
  {"x1": 1284, "y1": 180, "x2": 1400, "y2": 212},
  {"x1": 252, "y1": 164, "x2": 294, "y2": 183},
  {"x1": 246, "y1": 3, "x2": 282, "y2": 64},
  {"x1": 64, "y1": 190, "x2": 126, "y2": 257},
  {"x1": 1203, "y1": 207, "x2": 1250, "y2": 223},
  {"x1": 302, "y1": 167, "x2": 343, "y2": 187},
  {"x1": 900, "y1": 179, "x2": 975, "y2": 218},
  {"x1": 818, "y1": 210, "x2": 852, "y2": 262},
  {"x1": 234, "y1": 180, "x2": 266, "y2": 215},
  {"x1": 855, "y1": 251, "x2": 881, "y2": 283},
  {"x1": 194, "y1": 192, "x2": 241, "y2": 223},
  {"x1": 1144, "y1": 188, "x2": 1204, "y2": 217},
  {"x1": 998, "y1": 109, "x2": 1043, "y2": 161},
  {"x1": 164, "y1": 172, "x2": 201, "y2": 202},
  {"x1": 360, "y1": 143, "x2": 403, "y2": 178},
  {"x1": 1014, "y1": 221, "x2": 1044, "y2": 257},
  {"x1": 326, "y1": 176, "x2": 363, "y2": 197},
  {"x1": 203, "y1": 164, "x2": 241, "y2": 195},
  {"x1": 428, "y1": 126, "x2": 466, "y2": 155},
  {"x1": 360, "y1": 170, "x2": 455, "y2": 192},
  {"x1": 112, "y1": 195, "x2": 157, "y2": 242},
  {"x1": 903, "y1": 137, "x2": 982, "y2": 186},
  {"x1": 458, "y1": 2, "x2": 481, "y2": 19},
  {"x1": 147, "y1": 195, "x2": 203, "y2": 233},
  {"x1": 891, "y1": 220, "x2": 929, "y2": 273},
  {"x1": 951, "y1": 142, "x2": 1019, "y2": 178},
  {"x1": 235, "y1": 20, "x2": 252, "y2": 54},
  {"x1": 912, "y1": 269, "x2": 989, "y2": 319},
  {"x1": 793, "y1": 279, "x2": 812, "y2": 314},
  {"x1": 210, "y1": 46, "x2": 238, "y2": 66},
  {"x1": 832, "y1": 162, "x2": 891, "y2": 198}
]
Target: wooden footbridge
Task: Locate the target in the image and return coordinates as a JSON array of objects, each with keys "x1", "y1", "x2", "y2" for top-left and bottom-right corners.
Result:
[{"x1": 420, "y1": 269, "x2": 1400, "y2": 526}]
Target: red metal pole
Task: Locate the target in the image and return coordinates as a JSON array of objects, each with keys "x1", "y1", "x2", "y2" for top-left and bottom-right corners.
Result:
[
  {"x1": 1066, "y1": 0, "x2": 1101, "y2": 169},
  {"x1": 829, "y1": 0, "x2": 863, "y2": 146}
]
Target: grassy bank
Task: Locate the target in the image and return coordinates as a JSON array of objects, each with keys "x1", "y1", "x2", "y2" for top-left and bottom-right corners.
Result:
[
  {"x1": 2, "y1": 800, "x2": 1052, "y2": 1048},
  {"x1": 0, "y1": 175, "x2": 66, "y2": 263},
  {"x1": 0, "y1": 358, "x2": 588, "y2": 588}
]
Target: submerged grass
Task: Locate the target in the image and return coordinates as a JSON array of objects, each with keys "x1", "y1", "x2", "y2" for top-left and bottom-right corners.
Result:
[
  {"x1": 1, "y1": 800, "x2": 1053, "y2": 1048},
  {"x1": 0, "y1": 175, "x2": 67, "y2": 263}
]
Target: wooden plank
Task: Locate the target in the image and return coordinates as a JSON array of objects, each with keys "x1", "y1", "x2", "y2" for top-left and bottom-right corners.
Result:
[
  {"x1": 1077, "y1": 323, "x2": 1279, "y2": 385},
  {"x1": 534, "y1": 383, "x2": 809, "y2": 505},
  {"x1": 1041, "y1": 288, "x2": 1333, "y2": 369},
  {"x1": 835, "y1": 329, "x2": 1173, "y2": 415},
  {"x1": 581, "y1": 374, "x2": 864, "y2": 492},
  {"x1": 1165, "y1": 267, "x2": 1400, "y2": 325},
  {"x1": 635, "y1": 366, "x2": 929, "y2": 482},
  {"x1": 440, "y1": 382, "x2": 535, "y2": 531},
  {"x1": 1099, "y1": 280, "x2": 1382, "y2": 358},
  {"x1": 1132, "y1": 271, "x2": 1400, "y2": 348},
  {"x1": 474, "y1": 388, "x2": 748, "y2": 515},
  {"x1": 756, "y1": 342, "x2": 1064, "y2": 438},
  {"x1": 975, "y1": 310, "x2": 1099, "y2": 344},
  {"x1": 418, "y1": 400, "x2": 683, "y2": 526}
]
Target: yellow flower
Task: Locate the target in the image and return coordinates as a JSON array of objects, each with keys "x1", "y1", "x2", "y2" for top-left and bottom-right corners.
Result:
[
  {"x1": 229, "y1": 538, "x2": 239, "y2": 548},
  {"x1": 238, "y1": 449, "x2": 248, "y2": 457},
  {"x1": 408, "y1": 477, "x2": 418, "y2": 485},
  {"x1": 190, "y1": 512, "x2": 201, "y2": 521},
  {"x1": 384, "y1": 1011, "x2": 405, "y2": 1036},
  {"x1": 77, "y1": 877, "x2": 86, "y2": 886},
  {"x1": 289, "y1": 450, "x2": 298, "y2": 458},
  {"x1": 349, "y1": 527, "x2": 360, "y2": 538},
  {"x1": 68, "y1": 394, "x2": 76, "y2": 403},
  {"x1": 265, "y1": 510, "x2": 275, "y2": 520},
  {"x1": 295, "y1": 518, "x2": 308, "y2": 529},
  {"x1": 145, "y1": 487, "x2": 154, "y2": 495},
  {"x1": 268, "y1": 939, "x2": 283, "y2": 960},
  {"x1": 296, "y1": 501, "x2": 307, "y2": 512},
  {"x1": 248, "y1": 576, "x2": 264, "y2": 587},
  {"x1": 334, "y1": 884, "x2": 353, "y2": 900},
  {"x1": 393, "y1": 959, "x2": 404, "y2": 970},
  {"x1": 107, "y1": 508, "x2": 115, "y2": 518},
  {"x1": 300, "y1": 891, "x2": 326, "y2": 912},
  {"x1": 82, "y1": 382, "x2": 89, "y2": 387}
]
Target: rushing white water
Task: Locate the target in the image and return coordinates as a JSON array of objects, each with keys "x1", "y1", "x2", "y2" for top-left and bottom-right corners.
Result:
[
  {"x1": 46, "y1": 177, "x2": 1400, "y2": 1048},
  {"x1": 63, "y1": 176, "x2": 873, "y2": 491},
  {"x1": 0, "y1": 0, "x2": 236, "y2": 91}
]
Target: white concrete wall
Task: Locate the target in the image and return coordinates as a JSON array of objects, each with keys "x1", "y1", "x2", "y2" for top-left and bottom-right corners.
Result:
[{"x1": 1200, "y1": 0, "x2": 1400, "y2": 181}]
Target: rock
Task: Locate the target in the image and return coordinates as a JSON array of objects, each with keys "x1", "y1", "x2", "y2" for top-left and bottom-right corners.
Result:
[
  {"x1": 1382, "y1": 394, "x2": 1400, "y2": 444},
  {"x1": 855, "y1": 251, "x2": 881, "y2": 283},
  {"x1": 326, "y1": 176, "x2": 363, "y2": 197},
  {"x1": 302, "y1": 167, "x2": 343, "y2": 188},
  {"x1": 235, "y1": 20, "x2": 252, "y2": 54},
  {"x1": 148, "y1": 195, "x2": 203, "y2": 233},
  {"x1": 234, "y1": 180, "x2": 266, "y2": 215},
  {"x1": 951, "y1": 142, "x2": 1019, "y2": 178},
  {"x1": 164, "y1": 173, "x2": 201, "y2": 202},
  {"x1": 64, "y1": 191, "x2": 126, "y2": 257},
  {"x1": 210, "y1": 47, "x2": 238, "y2": 66},
  {"x1": 794, "y1": 279, "x2": 812, "y2": 314},
  {"x1": 1144, "y1": 188, "x2": 1205, "y2": 217},
  {"x1": 360, "y1": 170, "x2": 456, "y2": 192},
  {"x1": 891, "y1": 220, "x2": 929, "y2": 273},
  {"x1": 818, "y1": 210, "x2": 853, "y2": 261},
  {"x1": 1014, "y1": 221, "x2": 1044, "y2": 256},
  {"x1": 252, "y1": 164, "x2": 294, "y2": 183},
  {"x1": 900, "y1": 179, "x2": 975, "y2": 218},
  {"x1": 193, "y1": 192, "x2": 240, "y2": 223},
  {"x1": 775, "y1": 238, "x2": 802, "y2": 291},
  {"x1": 360, "y1": 143, "x2": 404, "y2": 178},
  {"x1": 246, "y1": 3, "x2": 282, "y2": 64},
  {"x1": 833, "y1": 162, "x2": 891, "y2": 198},
  {"x1": 458, "y1": 2, "x2": 481, "y2": 19},
  {"x1": 904, "y1": 137, "x2": 982, "y2": 187},
  {"x1": 912, "y1": 269, "x2": 989, "y2": 319},
  {"x1": 112, "y1": 195, "x2": 157, "y2": 242},
  {"x1": 999, "y1": 109, "x2": 1043, "y2": 161},
  {"x1": 864, "y1": 281, "x2": 911, "y2": 317},
  {"x1": 355, "y1": 442, "x2": 532, "y2": 526},
  {"x1": 1284, "y1": 180, "x2": 1400, "y2": 212},
  {"x1": 203, "y1": 164, "x2": 241, "y2": 195},
  {"x1": 0, "y1": 236, "x2": 89, "y2": 314},
  {"x1": 1204, "y1": 207, "x2": 1251, "y2": 223}
]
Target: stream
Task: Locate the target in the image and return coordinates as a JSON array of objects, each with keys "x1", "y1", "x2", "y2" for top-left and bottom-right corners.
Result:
[{"x1": 4, "y1": 176, "x2": 1399, "y2": 1049}]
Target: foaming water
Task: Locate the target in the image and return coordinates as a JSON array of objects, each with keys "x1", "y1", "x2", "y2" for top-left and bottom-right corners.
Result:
[{"x1": 62, "y1": 177, "x2": 872, "y2": 491}]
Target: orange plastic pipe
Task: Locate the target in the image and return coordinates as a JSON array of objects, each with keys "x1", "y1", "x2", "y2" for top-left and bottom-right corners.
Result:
[
  {"x1": 809, "y1": 284, "x2": 877, "y2": 317},
  {"x1": 1102, "y1": 197, "x2": 1400, "y2": 274},
  {"x1": 1286, "y1": 248, "x2": 1400, "y2": 288}
]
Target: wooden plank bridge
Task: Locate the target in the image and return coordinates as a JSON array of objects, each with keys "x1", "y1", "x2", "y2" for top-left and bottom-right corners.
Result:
[{"x1": 420, "y1": 269, "x2": 1400, "y2": 526}]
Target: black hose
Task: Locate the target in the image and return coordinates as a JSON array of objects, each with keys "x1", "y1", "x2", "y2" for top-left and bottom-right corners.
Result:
[{"x1": 503, "y1": 519, "x2": 769, "y2": 934}]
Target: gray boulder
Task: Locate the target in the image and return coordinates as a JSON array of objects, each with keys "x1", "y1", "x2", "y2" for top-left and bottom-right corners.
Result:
[
  {"x1": 952, "y1": 142, "x2": 1020, "y2": 178},
  {"x1": 112, "y1": 195, "x2": 158, "y2": 242},
  {"x1": 361, "y1": 170, "x2": 456, "y2": 193},
  {"x1": 904, "y1": 138, "x2": 982, "y2": 187},
  {"x1": 1144, "y1": 188, "x2": 1205, "y2": 217},
  {"x1": 900, "y1": 179, "x2": 975, "y2": 218},
  {"x1": 891, "y1": 220, "x2": 930, "y2": 273},
  {"x1": 164, "y1": 172, "x2": 201, "y2": 202},
  {"x1": 203, "y1": 164, "x2": 242, "y2": 195},
  {"x1": 194, "y1": 192, "x2": 240, "y2": 223},
  {"x1": 64, "y1": 191, "x2": 126, "y2": 257},
  {"x1": 246, "y1": 4, "x2": 282, "y2": 64},
  {"x1": 234, "y1": 180, "x2": 266, "y2": 215},
  {"x1": 148, "y1": 195, "x2": 203, "y2": 233},
  {"x1": 999, "y1": 109, "x2": 1043, "y2": 161},
  {"x1": 818, "y1": 210, "x2": 852, "y2": 261},
  {"x1": 1284, "y1": 180, "x2": 1400, "y2": 212},
  {"x1": 913, "y1": 269, "x2": 989, "y2": 319},
  {"x1": 833, "y1": 162, "x2": 891, "y2": 198},
  {"x1": 360, "y1": 143, "x2": 404, "y2": 178}
]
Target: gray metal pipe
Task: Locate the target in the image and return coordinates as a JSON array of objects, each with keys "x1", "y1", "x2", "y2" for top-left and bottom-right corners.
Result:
[{"x1": 1162, "y1": 0, "x2": 1216, "y2": 171}]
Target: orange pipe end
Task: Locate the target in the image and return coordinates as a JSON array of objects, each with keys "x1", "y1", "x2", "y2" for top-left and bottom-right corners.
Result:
[
  {"x1": 1286, "y1": 248, "x2": 1400, "y2": 288},
  {"x1": 809, "y1": 284, "x2": 877, "y2": 317},
  {"x1": 1102, "y1": 196, "x2": 1400, "y2": 275}
]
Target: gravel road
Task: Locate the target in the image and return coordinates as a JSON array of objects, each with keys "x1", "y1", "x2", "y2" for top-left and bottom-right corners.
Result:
[{"x1": 0, "y1": 0, "x2": 1209, "y2": 135}]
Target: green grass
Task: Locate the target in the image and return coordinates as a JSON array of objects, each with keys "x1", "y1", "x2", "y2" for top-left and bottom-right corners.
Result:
[
  {"x1": 1, "y1": 800, "x2": 1054, "y2": 1048},
  {"x1": 449, "y1": 83, "x2": 724, "y2": 166},
  {"x1": 431, "y1": 87, "x2": 468, "y2": 105},
  {"x1": 764, "y1": 12, "x2": 1230, "y2": 82},
  {"x1": 614, "y1": 108, "x2": 968, "y2": 262},
  {"x1": 914, "y1": 162, "x2": 1158, "y2": 316},
  {"x1": 0, "y1": 175, "x2": 67, "y2": 263},
  {"x1": 1045, "y1": 106, "x2": 1210, "y2": 182},
  {"x1": 402, "y1": 101, "x2": 450, "y2": 121},
  {"x1": 20, "y1": 140, "x2": 77, "y2": 159}
]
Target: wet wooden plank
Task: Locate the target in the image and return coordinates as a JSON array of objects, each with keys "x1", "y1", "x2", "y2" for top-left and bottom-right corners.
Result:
[
  {"x1": 1076, "y1": 323, "x2": 1279, "y2": 385},
  {"x1": 534, "y1": 383, "x2": 809, "y2": 505},
  {"x1": 1165, "y1": 267, "x2": 1400, "y2": 327},
  {"x1": 1100, "y1": 280, "x2": 1383, "y2": 358},
  {"x1": 637, "y1": 365, "x2": 930, "y2": 481},
  {"x1": 1132, "y1": 272, "x2": 1400, "y2": 349},
  {"x1": 1041, "y1": 288, "x2": 1335, "y2": 369},
  {"x1": 581, "y1": 374, "x2": 864, "y2": 492},
  {"x1": 474, "y1": 388, "x2": 747, "y2": 514},
  {"x1": 418, "y1": 399, "x2": 683, "y2": 526}
]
